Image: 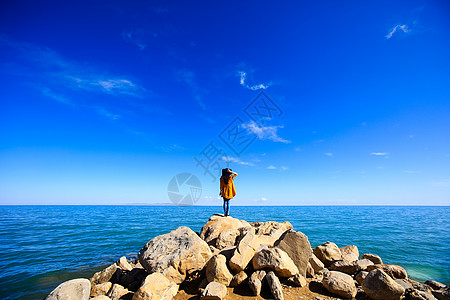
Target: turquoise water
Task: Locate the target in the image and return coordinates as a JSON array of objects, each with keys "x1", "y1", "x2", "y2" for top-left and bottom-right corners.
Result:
[{"x1": 0, "y1": 205, "x2": 448, "y2": 299}]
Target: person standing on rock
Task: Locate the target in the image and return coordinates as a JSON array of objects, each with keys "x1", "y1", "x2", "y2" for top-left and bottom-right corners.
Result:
[{"x1": 220, "y1": 168, "x2": 238, "y2": 216}]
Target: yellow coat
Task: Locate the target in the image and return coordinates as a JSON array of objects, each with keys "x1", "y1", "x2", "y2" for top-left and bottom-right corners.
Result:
[{"x1": 220, "y1": 174, "x2": 237, "y2": 199}]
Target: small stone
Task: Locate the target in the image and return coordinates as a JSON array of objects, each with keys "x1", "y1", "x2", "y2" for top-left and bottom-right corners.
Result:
[
  {"x1": 306, "y1": 262, "x2": 315, "y2": 278},
  {"x1": 309, "y1": 253, "x2": 325, "y2": 273},
  {"x1": 116, "y1": 256, "x2": 133, "y2": 272},
  {"x1": 229, "y1": 271, "x2": 247, "y2": 287},
  {"x1": 287, "y1": 274, "x2": 307, "y2": 287},
  {"x1": 313, "y1": 242, "x2": 342, "y2": 267},
  {"x1": 362, "y1": 253, "x2": 383, "y2": 265},
  {"x1": 90, "y1": 264, "x2": 120, "y2": 285},
  {"x1": 206, "y1": 254, "x2": 233, "y2": 286},
  {"x1": 132, "y1": 272, "x2": 178, "y2": 300},
  {"x1": 252, "y1": 246, "x2": 299, "y2": 277},
  {"x1": 248, "y1": 270, "x2": 266, "y2": 296},
  {"x1": 355, "y1": 271, "x2": 368, "y2": 286},
  {"x1": 201, "y1": 281, "x2": 228, "y2": 300}
]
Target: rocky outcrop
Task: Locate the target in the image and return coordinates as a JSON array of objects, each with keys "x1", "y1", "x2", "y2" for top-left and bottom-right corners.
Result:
[
  {"x1": 313, "y1": 241, "x2": 343, "y2": 267},
  {"x1": 132, "y1": 272, "x2": 178, "y2": 300},
  {"x1": 322, "y1": 270, "x2": 357, "y2": 298},
  {"x1": 200, "y1": 215, "x2": 243, "y2": 245},
  {"x1": 252, "y1": 246, "x2": 299, "y2": 277},
  {"x1": 362, "y1": 269, "x2": 405, "y2": 300},
  {"x1": 274, "y1": 230, "x2": 312, "y2": 277},
  {"x1": 138, "y1": 226, "x2": 212, "y2": 284},
  {"x1": 45, "y1": 278, "x2": 91, "y2": 300}
]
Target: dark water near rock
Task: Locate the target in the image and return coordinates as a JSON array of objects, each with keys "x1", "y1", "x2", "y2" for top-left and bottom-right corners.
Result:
[{"x1": 0, "y1": 205, "x2": 448, "y2": 299}]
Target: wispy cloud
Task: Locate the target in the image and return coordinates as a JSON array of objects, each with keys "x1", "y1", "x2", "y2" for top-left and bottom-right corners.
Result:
[
  {"x1": 94, "y1": 107, "x2": 121, "y2": 120},
  {"x1": 280, "y1": 166, "x2": 289, "y2": 171},
  {"x1": 403, "y1": 170, "x2": 420, "y2": 174},
  {"x1": 238, "y1": 71, "x2": 272, "y2": 90},
  {"x1": 221, "y1": 156, "x2": 255, "y2": 166},
  {"x1": 242, "y1": 121, "x2": 291, "y2": 143},
  {"x1": 267, "y1": 165, "x2": 277, "y2": 170},
  {"x1": 385, "y1": 24, "x2": 410, "y2": 39},
  {"x1": 253, "y1": 197, "x2": 268, "y2": 203},
  {"x1": 370, "y1": 152, "x2": 389, "y2": 156},
  {"x1": 325, "y1": 152, "x2": 333, "y2": 157},
  {"x1": 41, "y1": 87, "x2": 74, "y2": 106},
  {"x1": 176, "y1": 69, "x2": 207, "y2": 110},
  {"x1": 122, "y1": 29, "x2": 148, "y2": 50}
]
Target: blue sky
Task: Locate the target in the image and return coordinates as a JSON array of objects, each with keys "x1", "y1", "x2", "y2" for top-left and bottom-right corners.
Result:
[{"x1": 0, "y1": 0, "x2": 449, "y2": 205}]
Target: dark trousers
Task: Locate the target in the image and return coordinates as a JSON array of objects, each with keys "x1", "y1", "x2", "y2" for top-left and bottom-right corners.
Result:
[{"x1": 223, "y1": 198, "x2": 230, "y2": 216}]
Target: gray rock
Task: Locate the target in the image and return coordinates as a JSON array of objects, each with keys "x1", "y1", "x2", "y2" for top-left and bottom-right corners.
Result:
[
  {"x1": 248, "y1": 270, "x2": 266, "y2": 296},
  {"x1": 322, "y1": 270, "x2": 357, "y2": 299},
  {"x1": 313, "y1": 242, "x2": 343, "y2": 267},
  {"x1": 395, "y1": 279, "x2": 413, "y2": 291},
  {"x1": 362, "y1": 269, "x2": 405, "y2": 300},
  {"x1": 362, "y1": 253, "x2": 383, "y2": 265},
  {"x1": 252, "y1": 246, "x2": 299, "y2": 277},
  {"x1": 45, "y1": 278, "x2": 91, "y2": 300},
  {"x1": 274, "y1": 230, "x2": 312, "y2": 277},
  {"x1": 355, "y1": 271, "x2": 369, "y2": 286},
  {"x1": 265, "y1": 271, "x2": 284, "y2": 300},
  {"x1": 201, "y1": 281, "x2": 228, "y2": 300}
]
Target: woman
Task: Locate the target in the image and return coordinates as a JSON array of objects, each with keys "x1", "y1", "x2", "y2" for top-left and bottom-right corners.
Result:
[{"x1": 219, "y1": 168, "x2": 238, "y2": 216}]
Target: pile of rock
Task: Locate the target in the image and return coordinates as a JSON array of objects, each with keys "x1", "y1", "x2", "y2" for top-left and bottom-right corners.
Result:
[{"x1": 45, "y1": 215, "x2": 449, "y2": 300}]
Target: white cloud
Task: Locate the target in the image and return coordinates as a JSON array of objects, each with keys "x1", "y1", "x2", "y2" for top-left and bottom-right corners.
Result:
[
  {"x1": 242, "y1": 121, "x2": 291, "y2": 143},
  {"x1": 370, "y1": 152, "x2": 389, "y2": 156},
  {"x1": 221, "y1": 156, "x2": 255, "y2": 166},
  {"x1": 238, "y1": 71, "x2": 271, "y2": 90},
  {"x1": 386, "y1": 24, "x2": 410, "y2": 39},
  {"x1": 280, "y1": 166, "x2": 289, "y2": 171},
  {"x1": 267, "y1": 165, "x2": 277, "y2": 169},
  {"x1": 325, "y1": 152, "x2": 333, "y2": 157},
  {"x1": 253, "y1": 197, "x2": 268, "y2": 203}
]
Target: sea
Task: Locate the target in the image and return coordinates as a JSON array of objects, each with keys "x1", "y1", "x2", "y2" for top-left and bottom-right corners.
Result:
[{"x1": 0, "y1": 205, "x2": 449, "y2": 299}]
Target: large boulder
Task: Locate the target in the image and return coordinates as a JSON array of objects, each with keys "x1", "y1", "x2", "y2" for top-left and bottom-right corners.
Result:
[
  {"x1": 362, "y1": 253, "x2": 383, "y2": 264},
  {"x1": 274, "y1": 230, "x2": 312, "y2": 277},
  {"x1": 330, "y1": 258, "x2": 373, "y2": 275},
  {"x1": 201, "y1": 281, "x2": 228, "y2": 300},
  {"x1": 366, "y1": 264, "x2": 408, "y2": 279},
  {"x1": 362, "y1": 269, "x2": 405, "y2": 300},
  {"x1": 215, "y1": 229, "x2": 240, "y2": 250},
  {"x1": 132, "y1": 272, "x2": 178, "y2": 300},
  {"x1": 265, "y1": 271, "x2": 284, "y2": 300},
  {"x1": 45, "y1": 278, "x2": 91, "y2": 300},
  {"x1": 206, "y1": 254, "x2": 233, "y2": 286},
  {"x1": 313, "y1": 242, "x2": 342, "y2": 267},
  {"x1": 138, "y1": 226, "x2": 212, "y2": 284},
  {"x1": 322, "y1": 271, "x2": 357, "y2": 299},
  {"x1": 340, "y1": 245, "x2": 359, "y2": 258},
  {"x1": 229, "y1": 229, "x2": 261, "y2": 272},
  {"x1": 252, "y1": 246, "x2": 299, "y2": 278},
  {"x1": 200, "y1": 216, "x2": 244, "y2": 245}
]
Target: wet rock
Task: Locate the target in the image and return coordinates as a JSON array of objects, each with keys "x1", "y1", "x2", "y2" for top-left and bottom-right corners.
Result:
[
  {"x1": 362, "y1": 253, "x2": 383, "y2": 265},
  {"x1": 229, "y1": 229, "x2": 261, "y2": 272},
  {"x1": 252, "y1": 246, "x2": 299, "y2": 277},
  {"x1": 366, "y1": 264, "x2": 408, "y2": 280},
  {"x1": 265, "y1": 271, "x2": 284, "y2": 300},
  {"x1": 200, "y1": 216, "x2": 244, "y2": 245},
  {"x1": 138, "y1": 226, "x2": 212, "y2": 284},
  {"x1": 206, "y1": 254, "x2": 233, "y2": 286},
  {"x1": 91, "y1": 282, "x2": 112, "y2": 297},
  {"x1": 248, "y1": 270, "x2": 266, "y2": 296},
  {"x1": 313, "y1": 242, "x2": 343, "y2": 267},
  {"x1": 229, "y1": 271, "x2": 247, "y2": 287},
  {"x1": 274, "y1": 230, "x2": 312, "y2": 277},
  {"x1": 322, "y1": 270, "x2": 357, "y2": 299},
  {"x1": 362, "y1": 269, "x2": 405, "y2": 300},
  {"x1": 45, "y1": 278, "x2": 91, "y2": 300},
  {"x1": 201, "y1": 281, "x2": 227, "y2": 300},
  {"x1": 132, "y1": 272, "x2": 178, "y2": 300}
]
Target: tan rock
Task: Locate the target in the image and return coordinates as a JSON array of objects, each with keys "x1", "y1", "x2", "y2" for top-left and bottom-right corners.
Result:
[
  {"x1": 138, "y1": 226, "x2": 212, "y2": 284},
  {"x1": 200, "y1": 216, "x2": 243, "y2": 245},
  {"x1": 215, "y1": 229, "x2": 240, "y2": 250},
  {"x1": 90, "y1": 282, "x2": 112, "y2": 297},
  {"x1": 274, "y1": 231, "x2": 312, "y2": 277},
  {"x1": 306, "y1": 262, "x2": 314, "y2": 278},
  {"x1": 229, "y1": 271, "x2": 247, "y2": 287},
  {"x1": 406, "y1": 289, "x2": 437, "y2": 300},
  {"x1": 287, "y1": 274, "x2": 307, "y2": 287},
  {"x1": 248, "y1": 270, "x2": 266, "y2": 296},
  {"x1": 309, "y1": 253, "x2": 325, "y2": 273},
  {"x1": 265, "y1": 271, "x2": 284, "y2": 300},
  {"x1": 253, "y1": 221, "x2": 293, "y2": 236},
  {"x1": 355, "y1": 271, "x2": 369, "y2": 285},
  {"x1": 229, "y1": 229, "x2": 261, "y2": 272},
  {"x1": 362, "y1": 269, "x2": 405, "y2": 300},
  {"x1": 252, "y1": 246, "x2": 299, "y2": 278},
  {"x1": 132, "y1": 272, "x2": 178, "y2": 300},
  {"x1": 206, "y1": 254, "x2": 233, "y2": 286},
  {"x1": 90, "y1": 263, "x2": 119, "y2": 285},
  {"x1": 342, "y1": 252, "x2": 359, "y2": 262},
  {"x1": 366, "y1": 264, "x2": 408, "y2": 279},
  {"x1": 362, "y1": 253, "x2": 383, "y2": 264},
  {"x1": 313, "y1": 242, "x2": 342, "y2": 267},
  {"x1": 330, "y1": 258, "x2": 373, "y2": 275},
  {"x1": 91, "y1": 296, "x2": 111, "y2": 300},
  {"x1": 45, "y1": 278, "x2": 91, "y2": 300},
  {"x1": 424, "y1": 280, "x2": 446, "y2": 291},
  {"x1": 201, "y1": 281, "x2": 228, "y2": 300},
  {"x1": 322, "y1": 271, "x2": 357, "y2": 299},
  {"x1": 340, "y1": 245, "x2": 359, "y2": 258},
  {"x1": 107, "y1": 284, "x2": 131, "y2": 300},
  {"x1": 116, "y1": 256, "x2": 133, "y2": 272}
]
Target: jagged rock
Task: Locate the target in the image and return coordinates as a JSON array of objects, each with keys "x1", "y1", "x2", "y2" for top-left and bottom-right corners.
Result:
[
  {"x1": 90, "y1": 263, "x2": 120, "y2": 285},
  {"x1": 215, "y1": 229, "x2": 240, "y2": 250},
  {"x1": 340, "y1": 245, "x2": 359, "y2": 258},
  {"x1": 117, "y1": 257, "x2": 133, "y2": 272},
  {"x1": 45, "y1": 278, "x2": 91, "y2": 300},
  {"x1": 200, "y1": 216, "x2": 243, "y2": 245},
  {"x1": 366, "y1": 264, "x2": 408, "y2": 279},
  {"x1": 286, "y1": 273, "x2": 307, "y2": 287},
  {"x1": 201, "y1": 281, "x2": 228, "y2": 300},
  {"x1": 252, "y1": 246, "x2": 299, "y2": 277},
  {"x1": 406, "y1": 289, "x2": 438, "y2": 300},
  {"x1": 91, "y1": 282, "x2": 112, "y2": 297},
  {"x1": 362, "y1": 269, "x2": 405, "y2": 300},
  {"x1": 138, "y1": 226, "x2": 212, "y2": 284},
  {"x1": 274, "y1": 230, "x2": 312, "y2": 277},
  {"x1": 248, "y1": 270, "x2": 266, "y2": 296},
  {"x1": 362, "y1": 253, "x2": 383, "y2": 265},
  {"x1": 252, "y1": 221, "x2": 293, "y2": 236},
  {"x1": 306, "y1": 262, "x2": 315, "y2": 278},
  {"x1": 432, "y1": 286, "x2": 450, "y2": 300},
  {"x1": 206, "y1": 254, "x2": 233, "y2": 286},
  {"x1": 408, "y1": 279, "x2": 434, "y2": 293},
  {"x1": 309, "y1": 253, "x2": 325, "y2": 273},
  {"x1": 322, "y1": 270, "x2": 357, "y2": 299},
  {"x1": 355, "y1": 271, "x2": 369, "y2": 285},
  {"x1": 313, "y1": 242, "x2": 343, "y2": 267},
  {"x1": 229, "y1": 229, "x2": 261, "y2": 272},
  {"x1": 265, "y1": 271, "x2": 284, "y2": 300},
  {"x1": 330, "y1": 258, "x2": 374, "y2": 275},
  {"x1": 425, "y1": 280, "x2": 446, "y2": 291},
  {"x1": 132, "y1": 272, "x2": 178, "y2": 300},
  {"x1": 229, "y1": 271, "x2": 247, "y2": 287},
  {"x1": 107, "y1": 284, "x2": 131, "y2": 300}
]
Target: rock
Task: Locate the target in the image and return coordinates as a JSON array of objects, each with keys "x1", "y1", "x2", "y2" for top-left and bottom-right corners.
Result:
[
  {"x1": 432, "y1": 286, "x2": 450, "y2": 300},
  {"x1": 201, "y1": 281, "x2": 228, "y2": 300},
  {"x1": 248, "y1": 270, "x2": 266, "y2": 296},
  {"x1": 355, "y1": 271, "x2": 369, "y2": 285},
  {"x1": 45, "y1": 278, "x2": 91, "y2": 300},
  {"x1": 229, "y1": 271, "x2": 247, "y2": 287},
  {"x1": 117, "y1": 256, "x2": 133, "y2": 272},
  {"x1": 91, "y1": 296, "x2": 111, "y2": 300},
  {"x1": 408, "y1": 279, "x2": 434, "y2": 293},
  {"x1": 253, "y1": 221, "x2": 293, "y2": 236},
  {"x1": 200, "y1": 216, "x2": 243, "y2": 245},
  {"x1": 252, "y1": 246, "x2": 299, "y2": 277},
  {"x1": 322, "y1": 270, "x2": 357, "y2": 299},
  {"x1": 362, "y1": 269, "x2": 405, "y2": 300},
  {"x1": 138, "y1": 226, "x2": 212, "y2": 284},
  {"x1": 91, "y1": 282, "x2": 112, "y2": 297},
  {"x1": 425, "y1": 280, "x2": 446, "y2": 291},
  {"x1": 229, "y1": 229, "x2": 261, "y2": 272},
  {"x1": 313, "y1": 242, "x2": 343, "y2": 267},
  {"x1": 107, "y1": 284, "x2": 131, "y2": 300},
  {"x1": 120, "y1": 268, "x2": 148, "y2": 290},
  {"x1": 286, "y1": 274, "x2": 307, "y2": 287},
  {"x1": 309, "y1": 253, "x2": 325, "y2": 273},
  {"x1": 132, "y1": 272, "x2": 178, "y2": 300},
  {"x1": 342, "y1": 253, "x2": 359, "y2": 262},
  {"x1": 206, "y1": 254, "x2": 233, "y2": 286},
  {"x1": 90, "y1": 263, "x2": 120, "y2": 285},
  {"x1": 330, "y1": 258, "x2": 373, "y2": 275},
  {"x1": 274, "y1": 230, "x2": 312, "y2": 277},
  {"x1": 215, "y1": 229, "x2": 240, "y2": 250},
  {"x1": 362, "y1": 253, "x2": 383, "y2": 265},
  {"x1": 366, "y1": 264, "x2": 408, "y2": 279},
  {"x1": 306, "y1": 262, "x2": 315, "y2": 278},
  {"x1": 395, "y1": 278, "x2": 413, "y2": 290},
  {"x1": 406, "y1": 289, "x2": 438, "y2": 300},
  {"x1": 265, "y1": 271, "x2": 284, "y2": 300},
  {"x1": 340, "y1": 245, "x2": 359, "y2": 258}
]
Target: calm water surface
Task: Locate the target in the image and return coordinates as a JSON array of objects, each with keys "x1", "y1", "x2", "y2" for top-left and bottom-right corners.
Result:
[{"x1": 0, "y1": 205, "x2": 448, "y2": 299}]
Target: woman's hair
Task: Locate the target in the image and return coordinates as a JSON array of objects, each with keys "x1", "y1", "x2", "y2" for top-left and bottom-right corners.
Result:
[{"x1": 221, "y1": 168, "x2": 232, "y2": 185}]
